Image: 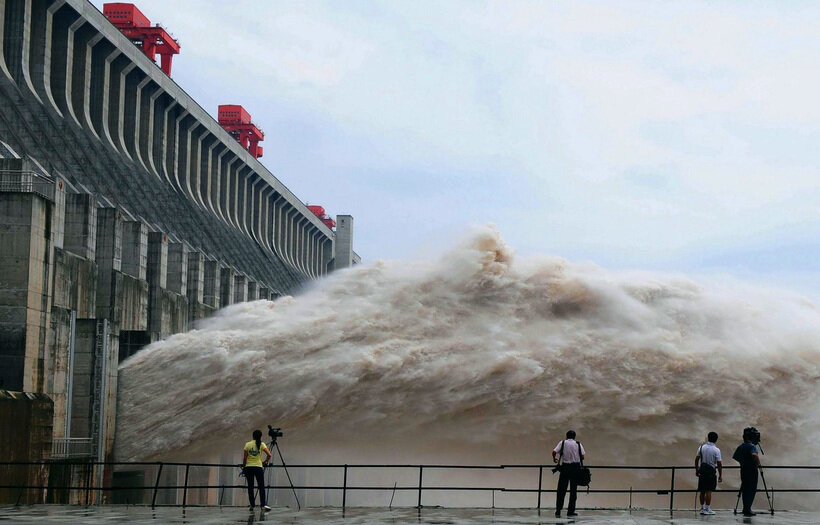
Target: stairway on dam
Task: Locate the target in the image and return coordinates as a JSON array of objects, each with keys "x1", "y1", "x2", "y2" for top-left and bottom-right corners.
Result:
[{"x1": 0, "y1": 0, "x2": 358, "y2": 502}]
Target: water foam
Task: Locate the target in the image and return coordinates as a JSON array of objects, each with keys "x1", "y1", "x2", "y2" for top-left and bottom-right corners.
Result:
[{"x1": 116, "y1": 226, "x2": 819, "y2": 471}]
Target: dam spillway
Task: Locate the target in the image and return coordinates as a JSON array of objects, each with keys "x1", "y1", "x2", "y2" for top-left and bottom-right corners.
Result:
[{"x1": 0, "y1": 0, "x2": 357, "y2": 494}]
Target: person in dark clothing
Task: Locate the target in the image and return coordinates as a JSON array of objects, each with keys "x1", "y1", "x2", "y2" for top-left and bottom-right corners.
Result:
[
  {"x1": 552, "y1": 430, "x2": 586, "y2": 518},
  {"x1": 732, "y1": 428, "x2": 761, "y2": 517}
]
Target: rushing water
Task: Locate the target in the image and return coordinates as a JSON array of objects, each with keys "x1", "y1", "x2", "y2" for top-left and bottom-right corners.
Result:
[{"x1": 116, "y1": 227, "x2": 819, "y2": 475}]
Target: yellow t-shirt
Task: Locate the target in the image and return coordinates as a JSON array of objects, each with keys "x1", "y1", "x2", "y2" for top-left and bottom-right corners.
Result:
[{"x1": 244, "y1": 440, "x2": 269, "y2": 468}]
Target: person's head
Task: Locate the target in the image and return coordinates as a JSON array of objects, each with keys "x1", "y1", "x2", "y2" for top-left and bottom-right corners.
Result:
[
  {"x1": 566, "y1": 430, "x2": 576, "y2": 440},
  {"x1": 253, "y1": 429, "x2": 262, "y2": 448},
  {"x1": 707, "y1": 432, "x2": 718, "y2": 443}
]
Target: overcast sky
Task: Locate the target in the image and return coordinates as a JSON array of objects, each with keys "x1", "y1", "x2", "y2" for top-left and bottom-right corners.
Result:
[{"x1": 93, "y1": 1, "x2": 819, "y2": 299}]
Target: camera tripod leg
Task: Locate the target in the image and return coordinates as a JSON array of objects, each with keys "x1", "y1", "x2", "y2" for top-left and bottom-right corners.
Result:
[
  {"x1": 271, "y1": 440, "x2": 301, "y2": 511},
  {"x1": 759, "y1": 468, "x2": 775, "y2": 515},
  {"x1": 733, "y1": 484, "x2": 742, "y2": 515}
]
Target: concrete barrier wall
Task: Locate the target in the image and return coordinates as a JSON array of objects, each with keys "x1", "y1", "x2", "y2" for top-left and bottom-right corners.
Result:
[{"x1": 0, "y1": 391, "x2": 53, "y2": 504}]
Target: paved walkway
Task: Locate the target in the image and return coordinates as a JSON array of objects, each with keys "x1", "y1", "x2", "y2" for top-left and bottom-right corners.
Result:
[{"x1": 0, "y1": 506, "x2": 817, "y2": 524}]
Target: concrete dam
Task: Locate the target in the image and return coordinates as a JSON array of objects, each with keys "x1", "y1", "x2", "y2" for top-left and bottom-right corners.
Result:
[{"x1": 0, "y1": 0, "x2": 357, "y2": 497}]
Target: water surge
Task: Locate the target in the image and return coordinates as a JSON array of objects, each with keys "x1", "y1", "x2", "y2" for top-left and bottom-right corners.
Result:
[{"x1": 116, "y1": 227, "x2": 819, "y2": 472}]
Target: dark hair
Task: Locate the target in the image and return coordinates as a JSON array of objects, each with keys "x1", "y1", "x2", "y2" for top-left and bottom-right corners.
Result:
[
  {"x1": 707, "y1": 432, "x2": 718, "y2": 443},
  {"x1": 252, "y1": 429, "x2": 262, "y2": 450},
  {"x1": 566, "y1": 430, "x2": 576, "y2": 439}
]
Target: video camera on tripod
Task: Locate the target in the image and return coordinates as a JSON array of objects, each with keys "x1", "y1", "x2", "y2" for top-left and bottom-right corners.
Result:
[
  {"x1": 743, "y1": 426, "x2": 761, "y2": 446},
  {"x1": 268, "y1": 425, "x2": 283, "y2": 441}
]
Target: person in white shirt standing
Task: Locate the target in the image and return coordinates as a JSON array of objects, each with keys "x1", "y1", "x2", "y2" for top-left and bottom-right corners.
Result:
[
  {"x1": 551, "y1": 429, "x2": 586, "y2": 518},
  {"x1": 695, "y1": 431, "x2": 723, "y2": 515}
]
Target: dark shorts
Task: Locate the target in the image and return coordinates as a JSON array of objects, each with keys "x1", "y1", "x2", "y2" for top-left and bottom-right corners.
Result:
[{"x1": 698, "y1": 473, "x2": 717, "y2": 492}]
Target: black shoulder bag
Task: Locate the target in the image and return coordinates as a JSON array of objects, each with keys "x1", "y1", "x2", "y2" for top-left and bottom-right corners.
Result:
[{"x1": 575, "y1": 441, "x2": 592, "y2": 487}]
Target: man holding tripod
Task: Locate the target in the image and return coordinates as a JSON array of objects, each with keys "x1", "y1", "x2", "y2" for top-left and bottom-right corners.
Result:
[{"x1": 733, "y1": 427, "x2": 762, "y2": 517}]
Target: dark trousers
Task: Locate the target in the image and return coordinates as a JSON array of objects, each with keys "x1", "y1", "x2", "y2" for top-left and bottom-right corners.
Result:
[
  {"x1": 556, "y1": 463, "x2": 580, "y2": 513},
  {"x1": 245, "y1": 466, "x2": 267, "y2": 507},
  {"x1": 740, "y1": 469, "x2": 758, "y2": 513}
]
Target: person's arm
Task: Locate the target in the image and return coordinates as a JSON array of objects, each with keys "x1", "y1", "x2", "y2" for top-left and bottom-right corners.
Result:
[
  {"x1": 717, "y1": 460, "x2": 723, "y2": 482},
  {"x1": 695, "y1": 455, "x2": 701, "y2": 476},
  {"x1": 579, "y1": 443, "x2": 585, "y2": 461},
  {"x1": 752, "y1": 451, "x2": 761, "y2": 468},
  {"x1": 242, "y1": 449, "x2": 248, "y2": 468},
  {"x1": 552, "y1": 442, "x2": 560, "y2": 463},
  {"x1": 263, "y1": 444, "x2": 272, "y2": 466}
]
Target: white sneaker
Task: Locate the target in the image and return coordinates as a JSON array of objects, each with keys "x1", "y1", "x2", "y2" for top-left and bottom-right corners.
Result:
[
  {"x1": 263, "y1": 505, "x2": 272, "y2": 511},
  {"x1": 705, "y1": 508, "x2": 716, "y2": 515},
  {"x1": 700, "y1": 508, "x2": 708, "y2": 514}
]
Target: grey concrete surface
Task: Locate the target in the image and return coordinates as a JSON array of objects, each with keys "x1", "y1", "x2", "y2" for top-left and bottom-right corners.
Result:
[{"x1": 0, "y1": 506, "x2": 817, "y2": 525}]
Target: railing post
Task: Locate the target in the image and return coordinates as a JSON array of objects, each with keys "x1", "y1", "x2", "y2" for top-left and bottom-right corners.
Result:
[
  {"x1": 182, "y1": 464, "x2": 190, "y2": 508},
  {"x1": 669, "y1": 467, "x2": 676, "y2": 513},
  {"x1": 342, "y1": 464, "x2": 348, "y2": 510},
  {"x1": 84, "y1": 462, "x2": 91, "y2": 506},
  {"x1": 417, "y1": 465, "x2": 423, "y2": 509},
  {"x1": 537, "y1": 466, "x2": 543, "y2": 510},
  {"x1": 151, "y1": 462, "x2": 164, "y2": 509}
]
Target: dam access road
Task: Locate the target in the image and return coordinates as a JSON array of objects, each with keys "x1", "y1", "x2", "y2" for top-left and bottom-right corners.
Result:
[{"x1": 0, "y1": 506, "x2": 818, "y2": 524}]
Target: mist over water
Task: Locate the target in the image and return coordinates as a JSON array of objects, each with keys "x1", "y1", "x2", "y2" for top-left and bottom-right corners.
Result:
[{"x1": 116, "y1": 227, "x2": 819, "y2": 475}]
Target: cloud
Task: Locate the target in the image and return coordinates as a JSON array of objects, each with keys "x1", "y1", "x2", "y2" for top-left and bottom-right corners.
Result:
[{"x1": 93, "y1": 1, "x2": 820, "y2": 299}]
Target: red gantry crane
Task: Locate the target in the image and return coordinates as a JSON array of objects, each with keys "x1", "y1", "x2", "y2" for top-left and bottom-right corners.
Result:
[
  {"x1": 103, "y1": 3, "x2": 180, "y2": 76},
  {"x1": 307, "y1": 206, "x2": 336, "y2": 229},
  {"x1": 218, "y1": 105, "x2": 264, "y2": 159}
]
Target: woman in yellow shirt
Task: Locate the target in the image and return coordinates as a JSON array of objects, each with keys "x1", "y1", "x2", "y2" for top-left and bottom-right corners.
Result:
[{"x1": 242, "y1": 429, "x2": 272, "y2": 510}]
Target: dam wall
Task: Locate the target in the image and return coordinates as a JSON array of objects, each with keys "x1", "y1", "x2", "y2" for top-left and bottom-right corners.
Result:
[{"x1": 0, "y1": 0, "x2": 358, "y2": 488}]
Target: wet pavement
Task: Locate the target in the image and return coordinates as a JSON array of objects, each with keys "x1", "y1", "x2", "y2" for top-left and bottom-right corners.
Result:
[{"x1": 0, "y1": 506, "x2": 818, "y2": 524}]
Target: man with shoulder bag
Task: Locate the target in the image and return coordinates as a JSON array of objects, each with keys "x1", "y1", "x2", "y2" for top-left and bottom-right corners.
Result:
[
  {"x1": 551, "y1": 429, "x2": 586, "y2": 518},
  {"x1": 695, "y1": 431, "x2": 723, "y2": 515}
]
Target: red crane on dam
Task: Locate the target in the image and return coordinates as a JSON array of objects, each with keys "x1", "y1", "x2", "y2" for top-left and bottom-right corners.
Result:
[
  {"x1": 307, "y1": 205, "x2": 336, "y2": 229},
  {"x1": 218, "y1": 105, "x2": 265, "y2": 159},
  {"x1": 103, "y1": 3, "x2": 180, "y2": 76}
]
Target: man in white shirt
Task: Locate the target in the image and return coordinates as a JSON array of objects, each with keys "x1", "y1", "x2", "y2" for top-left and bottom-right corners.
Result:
[
  {"x1": 551, "y1": 429, "x2": 586, "y2": 518},
  {"x1": 695, "y1": 431, "x2": 723, "y2": 515}
]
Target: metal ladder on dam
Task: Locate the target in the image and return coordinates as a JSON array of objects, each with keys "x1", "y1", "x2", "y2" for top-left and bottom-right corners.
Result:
[{"x1": 90, "y1": 319, "x2": 109, "y2": 460}]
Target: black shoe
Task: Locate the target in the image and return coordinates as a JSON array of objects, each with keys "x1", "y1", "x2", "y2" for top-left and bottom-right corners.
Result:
[
  {"x1": 567, "y1": 512, "x2": 578, "y2": 517},
  {"x1": 743, "y1": 511, "x2": 756, "y2": 516},
  {"x1": 554, "y1": 510, "x2": 560, "y2": 517}
]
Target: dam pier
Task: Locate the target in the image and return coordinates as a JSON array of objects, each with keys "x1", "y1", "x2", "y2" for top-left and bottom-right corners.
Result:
[{"x1": 0, "y1": 0, "x2": 356, "y2": 503}]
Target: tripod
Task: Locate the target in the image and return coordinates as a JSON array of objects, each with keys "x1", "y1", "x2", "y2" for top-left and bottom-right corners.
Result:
[
  {"x1": 733, "y1": 442, "x2": 774, "y2": 516},
  {"x1": 265, "y1": 434, "x2": 301, "y2": 510}
]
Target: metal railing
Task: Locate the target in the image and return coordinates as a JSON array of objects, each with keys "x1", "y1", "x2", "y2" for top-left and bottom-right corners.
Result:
[
  {"x1": 0, "y1": 169, "x2": 56, "y2": 201},
  {"x1": 1, "y1": 461, "x2": 818, "y2": 510},
  {"x1": 50, "y1": 438, "x2": 95, "y2": 459}
]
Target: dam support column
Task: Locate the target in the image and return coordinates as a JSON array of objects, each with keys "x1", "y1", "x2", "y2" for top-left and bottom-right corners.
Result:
[
  {"x1": 202, "y1": 259, "x2": 221, "y2": 310},
  {"x1": 0, "y1": 159, "x2": 64, "y2": 393},
  {"x1": 186, "y1": 251, "x2": 212, "y2": 322},
  {"x1": 147, "y1": 232, "x2": 187, "y2": 340},
  {"x1": 334, "y1": 215, "x2": 354, "y2": 270},
  {"x1": 233, "y1": 273, "x2": 247, "y2": 304},
  {"x1": 219, "y1": 265, "x2": 235, "y2": 308}
]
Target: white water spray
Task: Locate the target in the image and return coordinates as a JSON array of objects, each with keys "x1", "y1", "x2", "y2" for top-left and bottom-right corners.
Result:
[{"x1": 116, "y1": 227, "x2": 819, "y2": 475}]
